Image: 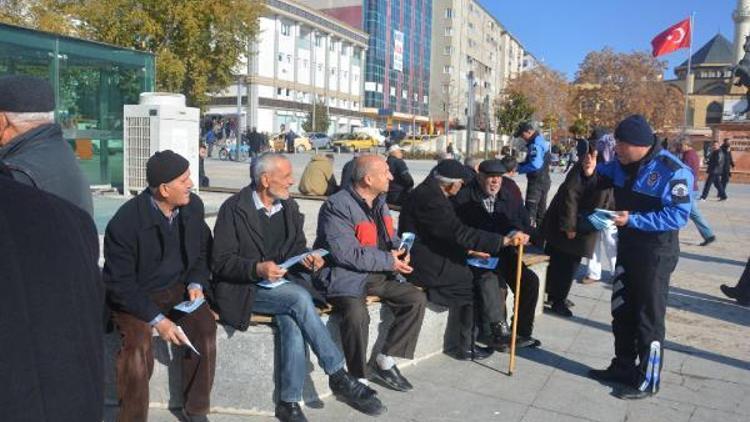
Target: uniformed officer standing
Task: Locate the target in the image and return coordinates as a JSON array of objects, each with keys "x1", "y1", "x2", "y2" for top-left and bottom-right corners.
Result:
[
  {"x1": 581, "y1": 115, "x2": 693, "y2": 399},
  {"x1": 515, "y1": 122, "x2": 552, "y2": 231}
]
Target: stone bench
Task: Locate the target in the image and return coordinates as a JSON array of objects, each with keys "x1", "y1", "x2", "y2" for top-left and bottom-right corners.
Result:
[{"x1": 103, "y1": 254, "x2": 549, "y2": 416}]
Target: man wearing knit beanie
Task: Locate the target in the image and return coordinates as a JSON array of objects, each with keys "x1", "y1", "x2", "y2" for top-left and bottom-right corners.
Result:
[
  {"x1": 0, "y1": 75, "x2": 93, "y2": 215},
  {"x1": 103, "y1": 150, "x2": 216, "y2": 421},
  {"x1": 579, "y1": 114, "x2": 694, "y2": 400}
]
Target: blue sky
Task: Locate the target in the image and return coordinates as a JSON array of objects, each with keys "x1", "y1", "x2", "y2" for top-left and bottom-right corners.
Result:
[{"x1": 480, "y1": 0, "x2": 736, "y2": 80}]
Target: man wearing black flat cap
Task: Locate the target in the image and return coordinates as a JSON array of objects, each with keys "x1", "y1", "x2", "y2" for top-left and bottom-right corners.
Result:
[
  {"x1": 0, "y1": 75, "x2": 93, "y2": 215},
  {"x1": 515, "y1": 121, "x2": 552, "y2": 239},
  {"x1": 453, "y1": 159, "x2": 541, "y2": 350},
  {"x1": 579, "y1": 114, "x2": 693, "y2": 400},
  {"x1": 103, "y1": 150, "x2": 216, "y2": 421},
  {"x1": 400, "y1": 160, "x2": 518, "y2": 360}
]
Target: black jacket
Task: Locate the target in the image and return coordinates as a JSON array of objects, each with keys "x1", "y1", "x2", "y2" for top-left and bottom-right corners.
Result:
[
  {"x1": 0, "y1": 175, "x2": 104, "y2": 421},
  {"x1": 103, "y1": 190, "x2": 212, "y2": 322},
  {"x1": 399, "y1": 177, "x2": 504, "y2": 307},
  {"x1": 386, "y1": 155, "x2": 414, "y2": 205},
  {"x1": 211, "y1": 187, "x2": 319, "y2": 331},
  {"x1": 0, "y1": 123, "x2": 93, "y2": 216},
  {"x1": 453, "y1": 177, "x2": 531, "y2": 237},
  {"x1": 721, "y1": 145, "x2": 735, "y2": 174},
  {"x1": 542, "y1": 163, "x2": 614, "y2": 258},
  {"x1": 706, "y1": 149, "x2": 725, "y2": 175}
]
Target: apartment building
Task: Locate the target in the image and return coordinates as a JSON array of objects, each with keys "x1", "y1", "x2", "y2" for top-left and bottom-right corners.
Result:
[{"x1": 207, "y1": 0, "x2": 368, "y2": 134}]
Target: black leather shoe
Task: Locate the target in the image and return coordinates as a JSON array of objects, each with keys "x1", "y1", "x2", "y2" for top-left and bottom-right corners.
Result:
[
  {"x1": 614, "y1": 385, "x2": 657, "y2": 400},
  {"x1": 588, "y1": 361, "x2": 635, "y2": 385},
  {"x1": 699, "y1": 236, "x2": 716, "y2": 246},
  {"x1": 486, "y1": 322, "x2": 511, "y2": 351},
  {"x1": 720, "y1": 284, "x2": 738, "y2": 299},
  {"x1": 275, "y1": 402, "x2": 308, "y2": 422},
  {"x1": 515, "y1": 336, "x2": 542, "y2": 349},
  {"x1": 548, "y1": 301, "x2": 573, "y2": 318},
  {"x1": 371, "y1": 365, "x2": 413, "y2": 392},
  {"x1": 444, "y1": 345, "x2": 494, "y2": 361},
  {"x1": 329, "y1": 370, "x2": 386, "y2": 416}
]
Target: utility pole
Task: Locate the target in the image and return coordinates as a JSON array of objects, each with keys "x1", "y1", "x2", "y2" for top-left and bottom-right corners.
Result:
[
  {"x1": 466, "y1": 71, "x2": 475, "y2": 155},
  {"x1": 483, "y1": 94, "x2": 490, "y2": 159}
]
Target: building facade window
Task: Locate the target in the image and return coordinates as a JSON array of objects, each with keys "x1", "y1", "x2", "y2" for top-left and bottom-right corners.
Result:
[
  {"x1": 445, "y1": 27, "x2": 453, "y2": 36},
  {"x1": 443, "y1": 65, "x2": 453, "y2": 74},
  {"x1": 445, "y1": 8, "x2": 453, "y2": 18},
  {"x1": 281, "y1": 22, "x2": 291, "y2": 36},
  {"x1": 444, "y1": 46, "x2": 452, "y2": 55}
]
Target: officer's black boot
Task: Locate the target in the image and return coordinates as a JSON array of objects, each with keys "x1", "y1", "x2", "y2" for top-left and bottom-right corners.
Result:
[{"x1": 588, "y1": 359, "x2": 636, "y2": 385}]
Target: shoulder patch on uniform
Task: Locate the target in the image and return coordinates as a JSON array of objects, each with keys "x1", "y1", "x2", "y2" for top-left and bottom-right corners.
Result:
[
  {"x1": 669, "y1": 179, "x2": 690, "y2": 204},
  {"x1": 658, "y1": 154, "x2": 682, "y2": 172}
]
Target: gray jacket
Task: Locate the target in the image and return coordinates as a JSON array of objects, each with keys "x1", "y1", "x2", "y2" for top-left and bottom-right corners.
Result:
[
  {"x1": 0, "y1": 123, "x2": 93, "y2": 216},
  {"x1": 314, "y1": 187, "x2": 399, "y2": 298}
]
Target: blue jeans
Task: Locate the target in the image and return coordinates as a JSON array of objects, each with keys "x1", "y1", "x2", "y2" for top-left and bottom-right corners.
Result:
[
  {"x1": 252, "y1": 282, "x2": 344, "y2": 402},
  {"x1": 690, "y1": 192, "x2": 714, "y2": 240}
]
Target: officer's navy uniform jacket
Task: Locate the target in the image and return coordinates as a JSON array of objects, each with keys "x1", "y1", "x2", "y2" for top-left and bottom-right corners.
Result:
[
  {"x1": 584, "y1": 143, "x2": 693, "y2": 393},
  {"x1": 518, "y1": 132, "x2": 551, "y2": 226}
]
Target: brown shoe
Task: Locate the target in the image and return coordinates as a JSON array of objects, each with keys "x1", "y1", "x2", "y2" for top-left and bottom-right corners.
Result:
[{"x1": 581, "y1": 277, "x2": 598, "y2": 285}]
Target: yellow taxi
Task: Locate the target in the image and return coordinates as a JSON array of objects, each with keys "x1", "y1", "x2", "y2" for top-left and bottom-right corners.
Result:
[{"x1": 332, "y1": 132, "x2": 379, "y2": 151}]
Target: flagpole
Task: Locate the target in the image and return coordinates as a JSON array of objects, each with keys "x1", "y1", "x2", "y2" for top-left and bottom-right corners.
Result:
[{"x1": 683, "y1": 12, "x2": 695, "y2": 131}]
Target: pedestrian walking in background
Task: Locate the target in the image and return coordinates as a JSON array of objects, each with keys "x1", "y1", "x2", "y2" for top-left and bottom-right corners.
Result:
[
  {"x1": 720, "y1": 138, "x2": 735, "y2": 193},
  {"x1": 675, "y1": 140, "x2": 716, "y2": 246},
  {"x1": 701, "y1": 140, "x2": 727, "y2": 201}
]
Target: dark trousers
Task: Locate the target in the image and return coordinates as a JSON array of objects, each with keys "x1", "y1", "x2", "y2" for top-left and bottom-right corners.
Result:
[
  {"x1": 472, "y1": 269, "x2": 505, "y2": 324},
  {"x1": 611, "y1": 251, "x2": 677, "y2": 390},
  {"x1": 444, "y1": 302, "x2": 475, "y2": 352},
  {"x1": 734, "y1": 257, "x2": 750, "y2": 301},
  {"x1": 112, "y1": 283, "x2": 217, "y2": 421},
  {"x1": 525, "y1": 177, "x2": 551, "y2": 228},
  {"x1": 545, "y1": 245, "x2": 583, "y2": 303},
  {"x1": 497, "y1": 249, "x2": 539, "y2": 337},
  {"x1": 701, "y1": 173, "x2": 727, "y2": 199},
  {"x1": 328, "y1": 274, "x2": 427, "y2": 379},
  {"x1": 720, "y1": 172, "x2": 731, "y2": 192}
]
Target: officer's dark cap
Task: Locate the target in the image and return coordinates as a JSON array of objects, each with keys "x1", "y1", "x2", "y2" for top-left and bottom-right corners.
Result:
[
  {"x1": 478, "y1": 159, "x2": 508, "y2": 176},
  {"x1": 0, "y1": 75, "x2": 55, "y2": 112},
  {"x1": 614, "y1": 115, "x2": 654, "y2": 147},
  {"x1": 514, "y1": 122, "x2": 534, "y2": 137}
]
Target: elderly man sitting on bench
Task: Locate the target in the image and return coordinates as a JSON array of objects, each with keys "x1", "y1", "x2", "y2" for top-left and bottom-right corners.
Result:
[
  {"x1": 211, "y1": 153, "x2": 381, "y2": 422},
  {"x1": 315, "y1": 155, "x2": 427, "y2": 404}
]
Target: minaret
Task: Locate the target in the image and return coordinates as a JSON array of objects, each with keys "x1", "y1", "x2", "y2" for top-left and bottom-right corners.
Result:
[{"x1": 734, "y1": 0, "x2": 750, "y2": 64}]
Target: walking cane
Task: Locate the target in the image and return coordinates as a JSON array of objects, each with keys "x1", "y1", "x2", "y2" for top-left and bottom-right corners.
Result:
[{"x1": 508, "y1": 241, "x2": 524, "y2": 375}]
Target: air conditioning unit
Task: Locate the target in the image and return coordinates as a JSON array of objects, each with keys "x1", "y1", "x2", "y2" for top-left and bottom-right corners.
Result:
[{"x1": 123, "y1": 93, "x2": 200, "y2": 194}]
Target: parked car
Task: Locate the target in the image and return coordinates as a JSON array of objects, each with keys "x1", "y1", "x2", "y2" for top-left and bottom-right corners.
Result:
[
  {"x1": 307, "y1": 132, "x2": 332, "y2": 149},
  {"x1": 332, "y1": 132, "x2": 379, "y2": 151},
  {"x1": 355, "y1": 127, "x2": 386, "y2": 146},
  {"x1": 270, "y1": 133, "x2": 312, "y2": 152}
]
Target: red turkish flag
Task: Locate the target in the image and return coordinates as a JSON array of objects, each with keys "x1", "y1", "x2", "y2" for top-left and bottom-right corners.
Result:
[{"x1": 651, "y1": 18, "x2": 691, "y2": 57}]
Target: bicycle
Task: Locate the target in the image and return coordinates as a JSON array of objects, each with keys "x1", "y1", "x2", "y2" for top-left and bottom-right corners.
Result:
[{"x1": 218, "y1": 138, "x2": 250, "y2": 162}]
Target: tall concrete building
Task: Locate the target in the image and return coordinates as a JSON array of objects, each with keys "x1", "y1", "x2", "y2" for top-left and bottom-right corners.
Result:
[
  {"x1": 429, "y1": 0, "x2": 532, "y2": 131},
  {"x1": 299, "y1": 0, "x2": 433, "y2": 130},
  {"x1": 207, "y1": 0, "x2": 368, "y2": 135}
]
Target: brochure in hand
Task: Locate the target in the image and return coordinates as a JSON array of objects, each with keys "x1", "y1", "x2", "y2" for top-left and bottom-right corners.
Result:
[
  {"x1": 258, "y1": 249, "x2": 330, "y2": 289},
  {"x1": 587, "y1": 208, "x2": 617, "y2": 231},
  {"x1": 173, "y1": 297, "x2": 205, "y2": 314},
  {"x1": 466, "y1": 257, "x2": 499, "y2": 270}
]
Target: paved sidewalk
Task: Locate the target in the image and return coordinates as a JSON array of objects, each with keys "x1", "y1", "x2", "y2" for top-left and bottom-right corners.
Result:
[{"x1": 135, "y1": 160, "x2": 750, "y2": 422}]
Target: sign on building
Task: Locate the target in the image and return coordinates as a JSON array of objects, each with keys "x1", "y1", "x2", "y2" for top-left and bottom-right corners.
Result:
[{"x1": 394, "y1": 30, "x2": 404, "y2": 72}]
